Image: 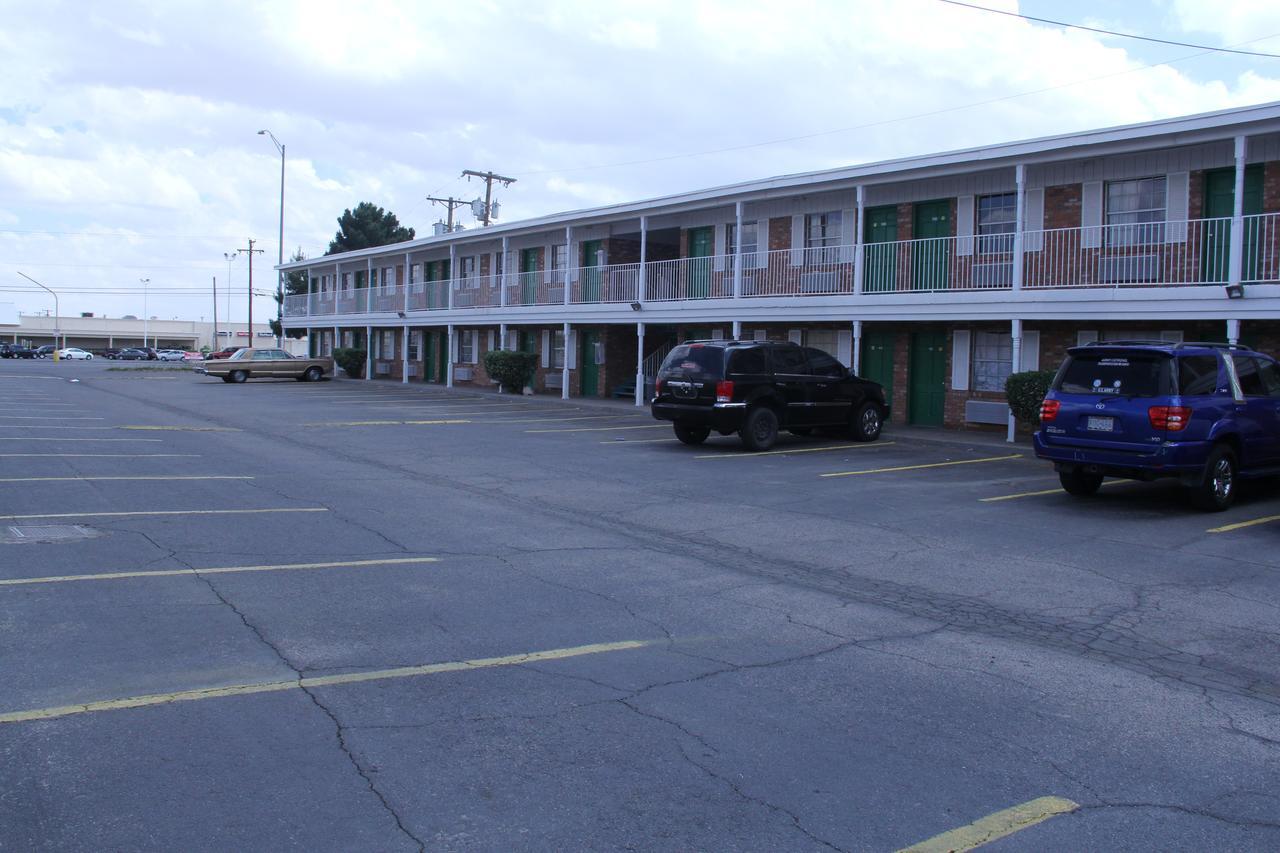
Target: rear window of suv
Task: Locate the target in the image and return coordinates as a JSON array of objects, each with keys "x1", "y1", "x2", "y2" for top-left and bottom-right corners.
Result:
[
  {"x1": 661, "y1": 345, "x2": 725, "y2": 378},
  {"x1": 1056, "y1": 352, "x2": 1174, "y2": 397}
]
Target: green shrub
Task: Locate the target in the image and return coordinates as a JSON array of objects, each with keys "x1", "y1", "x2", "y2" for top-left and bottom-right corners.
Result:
[
  {"x1": 1005, "y1": 369, "x2": 1057, "y2": 423},
  {"x1": 483, "y1": 350, "x2": 538, "y2": 391},
  {"x1": 333, "y1": 347, "x2": 367, "y2": 378}
]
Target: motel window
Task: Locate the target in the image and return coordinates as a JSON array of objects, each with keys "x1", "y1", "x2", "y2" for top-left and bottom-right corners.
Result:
[
  {"x1": 805, "y1": 329, "x2": 838, "y2": 358},
  {"x1": 460, "y1": 256, "x2": 478, "y2": 283},
  {"x1": 552, "y1": 330, "x2": 566, "y2": 370},
  {"x1": 977, "y1": 193, "x2": 1016, "y2": 254},
  {"x1": 551, "y1": 244, "x2": 568, "y2": 272},
  {"x1": 460, "y1": 330, "x2": 477, "y2": 364},
  {"x1": 408, "y1": 332, "x2": 421, "y2": 361},
  {"x1": 379, "y1": 330, "x2": 395, "y2": 360},
  {"x1": 972, "y1": 331, "x2": 1013, "y2": 392},
  {"x1": 1106, "y1": 177, "x2": 1166, "y2": 246},
  {"x1": 727, "y1": 221, "x2": 760, "y2": 268},
  {"x1": 805, "y1": 211, "x2": 842, "y2": 264}
]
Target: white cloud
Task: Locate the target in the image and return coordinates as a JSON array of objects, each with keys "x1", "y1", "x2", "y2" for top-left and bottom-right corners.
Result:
[
  {"x1": 0, "y1": 0, "x2": 1277, "y2": 321},
  {"x1": 1171, "y1": 0, "x2": 1280, "y2": 46}
]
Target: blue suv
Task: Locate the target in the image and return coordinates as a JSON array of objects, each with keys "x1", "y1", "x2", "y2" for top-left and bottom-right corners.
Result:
[{"x1": 1033, "y1": 341, "x2": 1280, "y2": 511}]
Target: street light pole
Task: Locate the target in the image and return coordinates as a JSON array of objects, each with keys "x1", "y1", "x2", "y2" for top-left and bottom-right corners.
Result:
[
  {"x1": 224, "y1": 252, "x2": 236, "y2": 344},
  {"x1": 140, "y1": 278, "x2": 150, "y2": 349},
  {"x1": 258, "y1": 129, "x2": 285, "y2": 347},
  {"x1": 16, "y1": 271, "x2": 59, "y2": 350}
]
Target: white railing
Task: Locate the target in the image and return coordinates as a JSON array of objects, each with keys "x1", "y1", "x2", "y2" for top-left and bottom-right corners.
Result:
[{"x1": 286, "y1": 213, "x2": 1280, "y2": 318}]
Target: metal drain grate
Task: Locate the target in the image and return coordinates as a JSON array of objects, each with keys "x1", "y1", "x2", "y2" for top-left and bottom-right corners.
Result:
[{"x1": 3, "y1": 524, "x2": 98, "y2": 543}]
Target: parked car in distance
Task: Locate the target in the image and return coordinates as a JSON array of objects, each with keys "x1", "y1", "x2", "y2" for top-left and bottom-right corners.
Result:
[
  {"x1": 55, "y1": 348, "x2": 93, "y2": 360},
  {"x1": 182, "y1": 351, "x2": 205, "y2": 362},
  {"x1": 207, "y1": 347, "x2": 242, "y2": 359},
  {"x1": 102, "y1": 348, "x2": 122, "y2": 359},
  {"x1": 0, "y1": 344, "x2": 36, "y2": 358},
  {"x1": 1034, "y1": 340, "x2": 1280, "y2": 511},
  {"x1": 115, "y1": 348, "x2": 149, "y2": 360},
  {"x1": 157, "y1": 349, "x2": 186, "y2": 362},
  {"x1": 198, "y1": 347, "x2": 332, "y2": 383},
  {"x1": 651, "y1": 340, "x2": 889, "y2": 451},
  {"x1": 33, "y1": 345, "x2": 57, "y2": 358}
]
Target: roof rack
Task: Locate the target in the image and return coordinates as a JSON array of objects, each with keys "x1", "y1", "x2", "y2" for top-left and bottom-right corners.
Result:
[{"x1": 1081, "y1": 339, "x2": 1250, "y2": 351}]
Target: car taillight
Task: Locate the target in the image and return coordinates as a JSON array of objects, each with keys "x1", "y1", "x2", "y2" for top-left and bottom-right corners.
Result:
[
  {"x1": 654, "y1": 379, "x2": 664, "y2": 396},
  {"x1": 1039, "y1": 399, "x2": 1060, "y2": 422},
  {"x1": 1149, "y1": 405, "x2": 1192, "y2": 432},
  {"x1": 715, "y1": 380, "x2": 735, "y2": 403}
]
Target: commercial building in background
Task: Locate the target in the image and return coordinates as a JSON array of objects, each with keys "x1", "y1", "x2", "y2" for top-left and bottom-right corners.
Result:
[
  {"x1": 280, "y1": 101, "x2": 1280, "y2": 430},
  {"x1": 2, "y1": 314, "x2": 307, "y2": 355}
]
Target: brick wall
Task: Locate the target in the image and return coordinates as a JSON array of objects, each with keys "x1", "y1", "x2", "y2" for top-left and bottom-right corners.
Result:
[
  {"x1": 609, "y1": 238, "x2": 642, "y2": 265},
  {"x1": 1044, "y1": 184, "x2": 1082, "y2": 230},
  {"x1": 1265, "y1": 163, "x2": 1280, "y2": 214},
  {"x1": 768, "y1": 217, "x2": 790, "y2": 251}
]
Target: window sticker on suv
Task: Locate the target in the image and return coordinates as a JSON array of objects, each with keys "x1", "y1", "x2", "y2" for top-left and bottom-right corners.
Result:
[{"x1": 1057, "y1": 354, "x2": 1172, "y2": 397}]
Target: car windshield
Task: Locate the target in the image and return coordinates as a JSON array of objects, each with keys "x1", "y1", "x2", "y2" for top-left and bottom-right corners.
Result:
[
  {"x1": 1056, "y1": 351, "x2": 1174, "y2": 397},
  {"x1": 228, "y1": 349, "x2": 250, "y2": 360},
  {"x1": 660, "y1": 344, "x2": 725, "y2": 378}
]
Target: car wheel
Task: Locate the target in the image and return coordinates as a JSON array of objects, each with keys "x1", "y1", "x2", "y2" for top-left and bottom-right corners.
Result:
[
  {"x1": 1189, "y1": 445, "x2": 1237, "y2": 512},
  {"x1": 304, "y1": 366, "x2": 322, "y2": 382},
  {"x1": 230, "y1": 370, "x2": 248, "y2": 384},
  {"x1": 673, "y1": 423, "x2": 711, "y2": 445},
  {"x1": 85, "y1": 354, "x2": 92, "y2": 360},
  {"x1": 851, "y1": 402, "x2": 883, "y2": 442},
  {"x1": 221, "y1": 375, "x2": 234, "y2": 383},
  {"x1": 1059, "y1": 469, "x2": 1104, "y2": 496},
  {"x1": 740, "y1": 406, "x2": 779, "y2": 452}
]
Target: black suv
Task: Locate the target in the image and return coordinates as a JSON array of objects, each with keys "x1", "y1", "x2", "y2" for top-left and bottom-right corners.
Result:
[
  {"x1": 651, "y1": 340, "x2": 889, "y2": 450},
  {"x1": 0, "y1": 344, "x2": 35, "y2": 358}
]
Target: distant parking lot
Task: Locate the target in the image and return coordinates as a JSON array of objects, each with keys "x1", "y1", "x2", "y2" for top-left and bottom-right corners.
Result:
[{"x1": 2, "y1": 357, "x2": 1279, "y2": 851}]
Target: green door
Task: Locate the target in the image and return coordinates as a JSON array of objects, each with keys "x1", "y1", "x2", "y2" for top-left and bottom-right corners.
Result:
[
  {"x1": 1202, "y1": 166, "x2": 1264, "y2": 283},
  {"x1": 687, "y1": 227, "x2": 714, "y2": 298},
  {"x1": 424, "y1": 331, "x2": 437, "y2": 382},
  {"x1": 860, "y1": 331, "x2": 895, "y2": 401},
  {"x1": 863, "y1": 206, "x2": 898, "y2": 293},
  {"x1": 520, "y1": 248, "x2": 539, "y2": 305},
  {"x1": 912, "y1": 201, "x2": 951, "y2": 291},
  {"x1": 908, "y1": 331, "x2": 946, "y2": 426},
  {"x1": 581, "y1": 240, "x2": 604, "y2": 302},
  {"x1": 580, "y1": 329, "x2": 600, "y2": 396}
]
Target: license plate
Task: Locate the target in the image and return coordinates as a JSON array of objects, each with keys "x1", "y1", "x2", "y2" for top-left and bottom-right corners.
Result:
[{"x1": 1086, "y1": 416, "x2": 1114, "y2": 431}]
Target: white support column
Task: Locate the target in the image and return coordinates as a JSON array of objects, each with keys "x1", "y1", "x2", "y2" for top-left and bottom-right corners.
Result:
[
  {"x1": 1007, "y1": 318, "x2": 1022, "y2": 443},
  {"x1": 400, "y1": 325, "x2": 409, "y2": 384},
  {"x1": 364, "y1": 324, "x2": 373, "y2": 380},
  {"x1": 561, "y1": 322, "x2": 571, "y2": 400},
  {"x1": 733, "y1": 201, "x2": 744, "y2": 299},
  {"x1": 366, "y1": 258, "x2": 374, "y2": 312},
  {"x1": 332, "y1": 325, "x2": 338, "y2": 358},
  {"x1": 638, "y1": 216, "x2": 648, "y2": 304},
  {"x1": 1012, "y1": 164, "x2": 1026, "y2": 293},
  {"x1": 634, "y1": 321, "x2": 646, "y2": 407},
  {"x1": 563, "y1": 226, "x2": 572, "y2": 306},
  {"x1": 448, "y1": 245, "x2": 456, "y2": 310},
  {"x1": 500, "y1": 237, "x2": 509, "y2": 308},
  {"x1": 499, "y1": 322, "x2": 507, "y2": 351},
  {"x1": 732, "y1": 320, "x2": 742, "y2": 340},
  {"x1": 1227, "y1": 319, "x2": 1241, "y2": 346},
  {"x1": 1229, "y1": 135, "x2": 1247, "y2": 290},
  {"x1": 446, "y1": 324, "x2": 455, "y2": 388},
  {"x1": 403, "y1": 252, "x2": 411, "y2": 314},
  {"x1": 852, "y1": 320, "x2": 863, "y2": 374},
  {"x1": 854, "y1": 186, "x2": 866, "y2": 295}
]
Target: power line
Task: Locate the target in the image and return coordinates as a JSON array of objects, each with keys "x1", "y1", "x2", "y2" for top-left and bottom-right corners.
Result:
[
  {"x1": 934, "y1": 0, "x2": 1280, "y2": 59},
  {"x1": 0, "y1": 228, "x2": 251, "y2": 239},
  {"x1": 511, "y1": 29, "x2": 1280, "y2": 178}
]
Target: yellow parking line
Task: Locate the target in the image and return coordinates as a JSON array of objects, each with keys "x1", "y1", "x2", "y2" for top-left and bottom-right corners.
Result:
[
  {"x1": 0, "y1": 639, "x2": 649, "y2": 725},
  {"x1": 0, "y1": 475, "x2": 252, "y2": 483},
  {"x1": 980, "y1": 478, "x2": 1133, "y2": 503},
  {"x1": 0, "y1": 454, "x2": 200, "y2": 458},
  {"x1": 0, "y1": 415, "x2": 103, "y2": 420},
  {"x1": 526, "y1": 424, "x2": 669, "y2": 434},
  {"x1": 0, "y1": 437, "x2": 164, "y2": 442},
  {"x1": 696, "y1": 442, "x2": 894, "y2": 460},
  {"x1": 896, "y1": 796, "x2": 1079, "y2": 853},
  {"x1": 821, "y1": 453, "x2": 1024, "y2": 478},
  {"x1": 0, "y1": 507, "x2": 327, "y2": 521},
  {"x1": 1207, "y1": 514, "x2": 1280, "y2": 534},
  {"x1": 480, "y1": 414, "x2": 634, "y2": 424},
  {"x1": 0, "y1": 556, "x2": 440, "y2": 587},
  {"x1": 304, "y1": 419, "x2": 471, "y2": 427},
  {"x1": 118, "y1": 426, "x2": 241, "y2": 432},
  {"x1": 600, "y1": 438, "x2": 680, "y2": 444}
]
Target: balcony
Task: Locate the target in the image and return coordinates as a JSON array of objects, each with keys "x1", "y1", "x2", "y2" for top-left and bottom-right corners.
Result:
[{"x1": 282, "y1": 212, "x2": 1280, "y2": 321}]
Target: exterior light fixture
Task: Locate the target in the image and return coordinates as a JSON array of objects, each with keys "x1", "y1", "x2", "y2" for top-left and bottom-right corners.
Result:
[
  {"x1": 1225, "y1": 283, "x2": 1244, "y2": 299},
  {"x1": 629, "y1": 301, "x2": 642, "y2": 311}
]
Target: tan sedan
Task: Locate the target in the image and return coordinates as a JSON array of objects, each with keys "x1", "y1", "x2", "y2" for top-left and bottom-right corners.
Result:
[{"x1": 199, "y1": 348, "x2": 333, "y2": 383}]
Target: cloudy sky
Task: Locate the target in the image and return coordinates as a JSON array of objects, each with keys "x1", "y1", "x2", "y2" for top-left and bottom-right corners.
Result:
[{"x1": 2, "y1": 0, "x2": 1279, "y2": 324}]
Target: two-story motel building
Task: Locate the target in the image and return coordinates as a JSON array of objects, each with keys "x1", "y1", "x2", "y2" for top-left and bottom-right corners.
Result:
[{"x1": 281, "y1": 101, "x2": 1280, "y2": 430}]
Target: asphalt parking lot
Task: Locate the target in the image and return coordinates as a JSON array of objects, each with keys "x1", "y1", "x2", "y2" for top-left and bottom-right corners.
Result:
[{"x1": 2, "y1": 358, "x2": 1279, "y2": 851}]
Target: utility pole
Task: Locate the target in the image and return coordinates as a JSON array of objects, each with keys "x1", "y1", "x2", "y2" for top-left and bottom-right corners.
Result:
[
  {"x1": 461, "y1": 169, "x2": 516, "y2": 226},
  {"x1": 238, "y1": 239, "x2": 264, "y2": 342},
  {"x1": 427, "y1": 196, "x2": 467, "y2": 232},
  {"x1": 212, "y1": 275, "x2": 218, "y2": 350}
]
